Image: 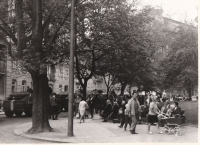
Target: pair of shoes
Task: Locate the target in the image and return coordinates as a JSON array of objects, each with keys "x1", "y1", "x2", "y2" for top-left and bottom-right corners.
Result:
[
  {"x1": 130, "y1": 130, "x2": 138, "y2": 134},
  {"x1": 148, "y1": 131, "x2": 153, "y2": 134},
  {"x1": 124, "y1": 128, "x2": 127, "y2": 131},
  {"x1": 118, "y1": 126, "x2": 122, "y2": 128},
  {"x1": 158, "y1": 131, "x2": 163, "y2": 134}
]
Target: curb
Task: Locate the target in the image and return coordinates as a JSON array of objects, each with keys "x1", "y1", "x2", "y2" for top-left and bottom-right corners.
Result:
[{"x1": 13, "y1": 123, "x2": 72, "y2": 143}]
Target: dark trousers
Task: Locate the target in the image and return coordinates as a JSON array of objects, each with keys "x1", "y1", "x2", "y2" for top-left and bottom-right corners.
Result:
[
  {"x1": 124, "y1": 115, "x2": 132, "y2": 129},
  {"x1": 90, "y1": 107, "x2": 94, "y2": 118},
  {"x1": 51, "y1": 105, "x2": 58, "y2": 119},
  {"x1": 120, "y1": 114, "x2": 125, "y2": 126}
]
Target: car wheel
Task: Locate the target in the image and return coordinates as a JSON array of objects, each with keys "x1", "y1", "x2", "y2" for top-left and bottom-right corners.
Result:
[
  {"x1": 5, "y1": 111, "x2": 14, "y2": 117},
  {"x1": 15, "y1": 111, "x2": 23, "y2": 117}
]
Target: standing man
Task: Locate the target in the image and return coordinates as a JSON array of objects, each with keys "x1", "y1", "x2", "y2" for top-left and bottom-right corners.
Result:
[
  {"x1": 127, "y1": 90, "x2": 141, "y2": 134},
  {"x1": 88, "y1": 91, "x2": 96, "y2": 119},
  {"x1": 49, "y1": 93, "x2": 59, "y2": 120}
]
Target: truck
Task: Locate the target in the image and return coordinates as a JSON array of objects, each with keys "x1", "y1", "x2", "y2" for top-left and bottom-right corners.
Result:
[{"x1": 2, "y1": 91, "x2": 32, "y2": 117}]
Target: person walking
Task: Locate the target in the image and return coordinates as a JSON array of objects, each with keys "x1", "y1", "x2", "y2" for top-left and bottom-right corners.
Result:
[
  {"x1": 88, "y1": 92, "x2": 97, "y2": 119},
  {"x1": 127, "y1": 90, "x2": 141, "y2": 134},
  {"x1": 74, "y1": 95, "x2": 81, "y2": 118},
  {"x1": 118, "y1": 100, "x2": 126, "y2": 128},
  {"x1": 79, "y1": 97, "x2": 89, "y2": 123},
  {"x1": 147, "y1": 95, "x2": 163, "y2": 134},
  {"x1": 101, "y1": 100, "x2": 112, "y2": 122},
  {"x1": 124, "y1": 104, "x2": 132, "y2": 131},
  {"x1": 49, "y1": 93, "x2": 58, "y2": 120},
  {"x1": 110, "y1": 101, "x2": 119, "y2": 121}
]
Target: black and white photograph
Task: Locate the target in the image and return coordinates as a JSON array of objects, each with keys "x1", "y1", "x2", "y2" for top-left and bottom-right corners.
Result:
[{"x1": 0, "y1": 0, "x2": 198, "y2": 144}]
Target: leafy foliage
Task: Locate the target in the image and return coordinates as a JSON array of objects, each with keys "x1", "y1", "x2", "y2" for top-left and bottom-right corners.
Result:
[{"x1": 161, "y1": 26, "x2": 198, "y2": 97}]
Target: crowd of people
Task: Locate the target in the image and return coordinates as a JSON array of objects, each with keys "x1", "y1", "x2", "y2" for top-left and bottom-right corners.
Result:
[
  {"x1": 73, "y1": 89, "x2": 183, "y2": 134},
  {"x1": 47, "y1": 86, "x2": 183, "y2": 135}
]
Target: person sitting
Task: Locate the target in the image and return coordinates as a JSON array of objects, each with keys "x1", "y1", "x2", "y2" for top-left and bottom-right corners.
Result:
[
  {"x1": 101, "y1": 100, "x2": 112, "y2": 122},
  {"x1": 171, "y1": 102, "x2": 182, "y2": 117}
]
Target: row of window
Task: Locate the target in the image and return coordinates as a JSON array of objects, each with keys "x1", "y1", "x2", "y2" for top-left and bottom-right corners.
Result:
[
  {"x1": 12, "y1": 79, "x2": 32, "y2": 93},
  {"x1": 59, "y1": 85, "x2": 68, "y2": 92}
]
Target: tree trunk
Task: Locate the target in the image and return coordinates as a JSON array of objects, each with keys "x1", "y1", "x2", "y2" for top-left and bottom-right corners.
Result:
[
  {"x1": 82, "y1": 83, "x2": 87, "y2": 100},
  {"x1": 106, "y1": 86, "x2": 110, "y2": 99},
  {"x1": 27, "y1": 73, "x2": 52, "y2": 134},
  {"x1": 129, "y1": 84, "x2": 132, "y2": 96},
  {"x1": 187, "y1": 87, "x2": 192, "y2": 100},
  {"x1": 120, "y1": 84, "x2": 126, "y2": 95}
]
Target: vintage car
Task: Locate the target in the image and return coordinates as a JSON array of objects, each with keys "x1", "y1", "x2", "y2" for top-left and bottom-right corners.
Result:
[{"x1": 2, "y1": 91, "x2": 32, "y2": 117}]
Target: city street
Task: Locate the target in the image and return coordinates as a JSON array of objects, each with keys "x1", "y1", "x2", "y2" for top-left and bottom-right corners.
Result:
[
  {"x1": 0, "y1": 101, "x2": 198, "y2": 144},
  {"x1": 0, "y1": 112, "x2": 68, "y2": 143}
]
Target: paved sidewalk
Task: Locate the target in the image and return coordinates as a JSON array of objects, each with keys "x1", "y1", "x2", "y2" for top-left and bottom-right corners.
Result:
[{"x1": 14, "y1": 114, "x2": 198, "y2": 143}]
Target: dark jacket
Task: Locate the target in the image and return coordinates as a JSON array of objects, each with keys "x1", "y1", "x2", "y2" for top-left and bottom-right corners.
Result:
[
  {"x1": 104, "y1": 103, "x2": 112, "y2": 115},
  {"x1": 88, "y1": 96, "x2": 97, "y2": 108},
  {"x1": 172, "y1": 106, "x2": 182, "y2": 115},
  {"x1": 111, "y1": 105, "x2": 119, "y2": 119}
]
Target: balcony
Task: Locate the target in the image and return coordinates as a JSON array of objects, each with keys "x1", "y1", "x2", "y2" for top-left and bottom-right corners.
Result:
[{"x1": 0, "y1": 61, "x2": 6, "y2": 74}]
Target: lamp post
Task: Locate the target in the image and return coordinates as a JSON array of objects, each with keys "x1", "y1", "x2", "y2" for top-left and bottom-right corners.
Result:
[{"x1": 68, "y1": 0, "x2": 75, "y2": 137}]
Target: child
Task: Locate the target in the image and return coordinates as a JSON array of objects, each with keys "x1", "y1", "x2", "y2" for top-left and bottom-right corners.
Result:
[
  {"x1": 124, "y1": 104, "x2": 131, "y2": 131},
  {"x1": 164, "y1": 105, "x2": 173, "y2": 118}
]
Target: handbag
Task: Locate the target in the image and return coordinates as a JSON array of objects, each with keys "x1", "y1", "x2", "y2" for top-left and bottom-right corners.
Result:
[{"x1": 118, "y1": 108, "x2": 123, "y2": 115}]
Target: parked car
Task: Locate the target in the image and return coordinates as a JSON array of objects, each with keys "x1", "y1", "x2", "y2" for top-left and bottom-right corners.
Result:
[{"x1": 2, "y1": 91, "x2": 32, "y2": 117}]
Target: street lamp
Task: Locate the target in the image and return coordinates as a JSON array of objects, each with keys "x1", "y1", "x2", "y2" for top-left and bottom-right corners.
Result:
[{"x1": 68, "y1": 0, "x2": 75, "y2": 137}]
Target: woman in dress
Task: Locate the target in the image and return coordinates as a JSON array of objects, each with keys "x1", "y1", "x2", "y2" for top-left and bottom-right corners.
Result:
[
  {"x1": 147, "y1": 95, "x2": 163, "y2": 134},
  {"x1": 78, "y1": 97, "x2": 89, "y2": 123}
]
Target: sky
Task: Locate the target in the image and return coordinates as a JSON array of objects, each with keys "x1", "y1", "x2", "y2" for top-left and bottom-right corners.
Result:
[{"x1": 128, "y1": 0, "x2": 198, "y2": 23}]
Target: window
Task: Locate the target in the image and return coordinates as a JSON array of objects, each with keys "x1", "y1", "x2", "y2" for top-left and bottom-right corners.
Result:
[
  {"x1": 11, "y1": 61, "x2": 17, "y2": 69},
  {"x1": 64, "y1": 85, "x2": 68, "y2": 92},
  {"x1": 59, "y1": 85, "x2": 62, "y2": 92},
  {"x1": 22, "y1": 80, "x2": 26, "y2": 91},
  {"x1": 12, "y1": 79, "x2": 16, "y2": 93}
]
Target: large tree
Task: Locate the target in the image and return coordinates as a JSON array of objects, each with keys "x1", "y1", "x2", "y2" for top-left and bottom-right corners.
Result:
[
  {"x1": 74, "y1": 0, "x2": 117, "y2": 98},
  {"x1": 94, "y1": 3, "x2": 156, "y2": 94},
  {"x1": 161, "y1": 25, "x2": 198, "y2": 98},
  {"x1": 0, "y1": 0, "x2": 78, "y2": 133}
]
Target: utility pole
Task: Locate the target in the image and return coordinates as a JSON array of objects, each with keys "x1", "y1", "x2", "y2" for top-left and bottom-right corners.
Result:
[{"x1": 68, "y1": 0, "x2": 75, "y2": 137}]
